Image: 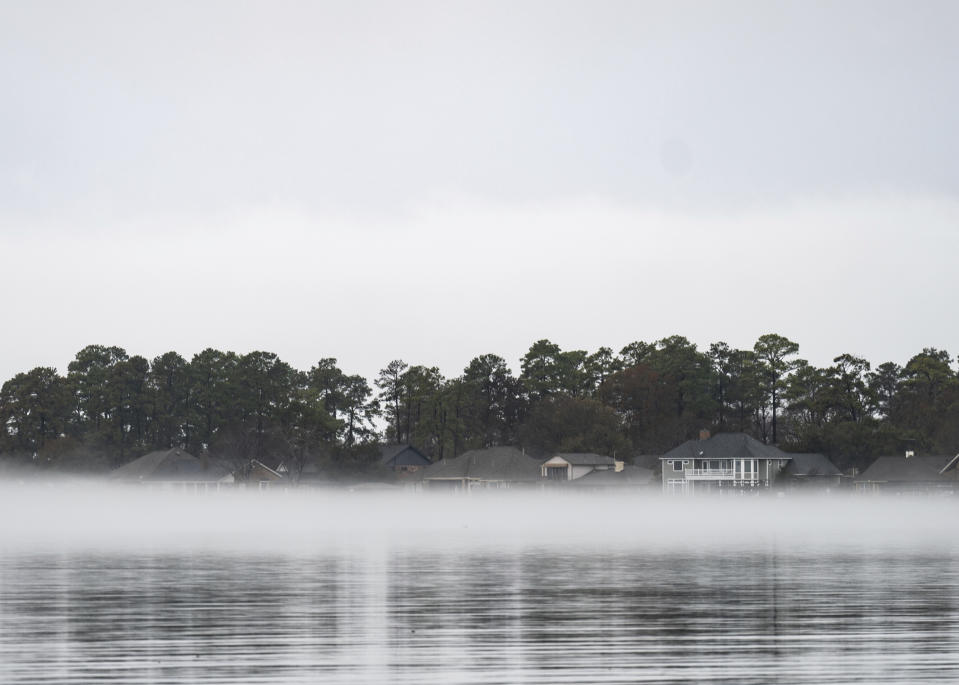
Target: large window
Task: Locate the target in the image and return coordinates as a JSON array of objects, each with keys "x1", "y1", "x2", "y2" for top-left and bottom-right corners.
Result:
[{"x1": 672, "y1": 460, "x2": 684, "y2": 471}]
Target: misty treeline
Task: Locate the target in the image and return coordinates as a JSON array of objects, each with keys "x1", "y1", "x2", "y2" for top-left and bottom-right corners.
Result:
[{"x1": 1, "y1": 335, "x2": 958, "y2": 475}]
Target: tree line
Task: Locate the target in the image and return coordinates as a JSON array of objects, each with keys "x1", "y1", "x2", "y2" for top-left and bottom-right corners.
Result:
[{"x1": 1, "y1": 335, "x2": 957, "y2": 475}]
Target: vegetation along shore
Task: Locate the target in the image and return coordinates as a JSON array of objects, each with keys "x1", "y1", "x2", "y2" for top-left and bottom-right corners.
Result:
[{"x1": 1, "y1": 334, "x2": 956, "y2": 479}]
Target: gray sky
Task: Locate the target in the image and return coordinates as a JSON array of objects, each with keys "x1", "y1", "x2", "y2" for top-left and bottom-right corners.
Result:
[{"x1": 1, "y1": 0, "x2": 958, "y2": 383}]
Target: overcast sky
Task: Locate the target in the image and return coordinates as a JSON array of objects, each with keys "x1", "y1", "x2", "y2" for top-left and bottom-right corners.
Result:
[{"x1": 1, "y1": 0, "x2": 958, "y2": 383}]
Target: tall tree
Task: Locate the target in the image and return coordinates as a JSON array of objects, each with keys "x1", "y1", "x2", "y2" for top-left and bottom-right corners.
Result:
[
  {"x1": 620, "y1": 341, "x2": 655, "y2": 367},
  {"x1": 584, "y1": 347, "x2": 622, "y2": 395},
  {"x1": 647, "y1": 335, "x2": 716, "y2": 425},
  {"x1": 148, "y1": 351, "x2": 190, "y2": 449},
  {"x1": 340, "y1": 375, "x2": 378, "y2": 447},
  {"x1": 752, "y1": 334, "x2": 800, "y2": 444},
  {"x1": 461, "y1": 354, "x2": 518, "y2": 447},
  {"x1": 725, "y1": 348, "x2": 759, "y2": 435},
  {"x1": 187, "y1": 348, "x2": 239, "y2": 451},
  {"x1": 868, "y1": 362, "x2": 902, "y2": 419},
  {"x1": 826, "y1": 354, "x2": 874, "y2": 424},
  {"x1": 376, "y1": 360, "x2": 409, "y2": 444},
  {"x1": 231, "y1": 351, "x2": 296, "y2": 462},
  {"x1": 307, "y1": 358, "x2": 348, "y2": 439},
  {"x1": 399, "y1": 365, "x2": 445, "y2": 451},
  {"x1": 115, "y1": 355, "x2": 150, "y2": 456},
  {"x1": 65, "y1": 345, "x2": 132, "y2": 462},
  {"x1": 520, "y1": 339, "x2": 587, "y2": 401}
]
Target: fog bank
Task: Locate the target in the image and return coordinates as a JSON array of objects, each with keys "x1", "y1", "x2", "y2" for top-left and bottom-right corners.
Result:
[{"x1": 0, "y1": 484, "x2": 955, "y2": 555}]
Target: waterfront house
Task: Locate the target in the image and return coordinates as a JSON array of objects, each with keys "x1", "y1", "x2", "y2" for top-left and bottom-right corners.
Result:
[
  {"x1": 236, "y1": 458, "x2": 286, "y2": 490},
  {"x1": 660, "y1": 432, "x2": 791, "y2": 495},
  {"x1": 854, "y1": 453, "x2": 959, "y2": 495},
  {"x1": 379, "y1": 444, "x2": 431, "y2": 475},
  {"x1": 540, "y1": 452, "x2": 618, "y2": 481},
  {"x1": 781, "y1": 453, "x2": 843, "y2": 490},
  {"x1": 560, "y1": 464, "x2": 657, "y2": 492},
  {"x1": 110, "y1": 447, "x2": 233, "y2": 492},
  {"x1": 418, "y1": 446, "x2": 542, "y2": 492}
]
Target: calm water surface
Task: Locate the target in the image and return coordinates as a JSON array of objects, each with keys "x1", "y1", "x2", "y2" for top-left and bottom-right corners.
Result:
[{"x1": 2, "y1": 542, "x2": 958, "y2": 684}]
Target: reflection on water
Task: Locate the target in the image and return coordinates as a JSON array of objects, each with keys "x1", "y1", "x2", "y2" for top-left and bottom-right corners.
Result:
[{"x1": 2, "y1": 546, "x2": 958, "y2": 684}]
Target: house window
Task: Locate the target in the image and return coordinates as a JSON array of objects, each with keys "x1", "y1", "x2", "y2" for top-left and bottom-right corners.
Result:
[{"x1": 672, "y1": 460, "x2": 684, "y2": 471}]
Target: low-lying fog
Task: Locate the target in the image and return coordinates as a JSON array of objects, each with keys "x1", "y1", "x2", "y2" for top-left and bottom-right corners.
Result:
[{"x1": 1, "y1": 483, "x2": 955, "y2": 554}]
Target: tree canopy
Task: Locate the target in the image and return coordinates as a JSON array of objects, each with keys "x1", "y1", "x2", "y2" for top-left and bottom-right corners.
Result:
[{"x1": 2, "y1": 335, "x2": 957, "y2": 475}]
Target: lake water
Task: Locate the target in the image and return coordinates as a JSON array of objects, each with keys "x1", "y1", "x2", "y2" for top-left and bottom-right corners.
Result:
[{"x1": 1, "y1": 488, "x2": 958, "y2": 684}]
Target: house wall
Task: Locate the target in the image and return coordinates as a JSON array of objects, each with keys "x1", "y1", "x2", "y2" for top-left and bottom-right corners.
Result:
[
  {"x1": 661, "y1": 458, "x2": 790, "y2": 494},
  {"x1": 661, "y1": 458, "x2": 689, "y2": 490},
  {"x1": 570, "y1": 465, "x2": 594, "y2": 480}
]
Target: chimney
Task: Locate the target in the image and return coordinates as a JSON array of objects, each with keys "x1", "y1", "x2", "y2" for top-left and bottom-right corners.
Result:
[
  {"x1": 905, "y1": 450, "x2": 914, "y2": 459},
  {"x1": 699, "y1": 429, "x2": 711, "y2": 441}
]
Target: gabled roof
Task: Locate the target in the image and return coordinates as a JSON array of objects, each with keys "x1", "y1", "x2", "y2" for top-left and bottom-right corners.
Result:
[
  {"x1": 782, "y1": 453, "x2": 842, "y2": 478},
  {"x1": 564, "y1": 464, "x2": 655, "y2": 487},
  {"x1": 379, "y1": 444, "x2": 431, "y2": 467},
  {"x1": 110, "y1": 448, "x2": 231, "y2": 482},
  {"x1": 420, "y1": 447, "x2": 542, "y2": 482},
  {"x1": 856, "y1": 455, "x2": 956, "y2": 483},
  {"x1": 940, "y1": 454, "x2": 959, "y2": 475},
  {"x1": 663, "y1": 433, "x2": 791, "y2": 462},
  {"x1": 249, "y1": 459, "x2": 285, "y2": 480},
  {"x1": 548, "y1": 452, "x2": 616, "y2": 467}
]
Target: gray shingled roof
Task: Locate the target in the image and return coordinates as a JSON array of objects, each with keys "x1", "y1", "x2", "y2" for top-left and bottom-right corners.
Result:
[
  {"x1": 632, "y1": 454, "x2": 664, "y2": 469},
  {"x1": 782, "y1": 453, "x2": 842, "y2": 478},
  {"x1": 856, "y1": 455, "x2": 955, "y2": 483},
  {"x1": 379, "y1": 444, "x2": 431, "y2": 468},
  {"x1": 420, "y1": 446, "x2": 542, "y2": 482},
  {"x1": 551, "y1": 452, "x2": 616, "y2": 467},
  {"x1": 663, "y1": 433, "x2": 792, "y2": 462},
  {"x1": 110, "y1": 448, "x2": 231, "y2": 482}
]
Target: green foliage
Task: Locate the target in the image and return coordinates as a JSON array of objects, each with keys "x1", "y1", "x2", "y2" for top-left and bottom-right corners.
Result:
[
  {"x1": 520, "y1": 339, "x2": 589, "y2": 400},
  {"x1": 3, "y1": 335, "x2": 958, "y2": 477},
  {"x1": 460, "y1": 354, "x2": 520, "y2": 448},
  {"x1": 519, "y1": 395, "x2": 628, "y2": 457},
  {"x1": 752, "y1": 333, "x2": 800, "y2": 444},
  {"x1": 601, "y1": 363, "x2": 675, "y2": 452},
  {"x1": 0, "y1": 367, "x2": 71, "y2": 454},
  {"x1": 375, "y1": 359, "x2": 408, "y2": 443}
]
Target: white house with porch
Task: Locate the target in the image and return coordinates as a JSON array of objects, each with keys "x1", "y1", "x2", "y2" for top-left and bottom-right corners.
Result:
[{"x1": 661, "y1": 432, "x2": 792, "y2": 495}]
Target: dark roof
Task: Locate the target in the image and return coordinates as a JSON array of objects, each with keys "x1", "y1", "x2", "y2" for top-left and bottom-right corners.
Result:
[
  {"x1": 110, "y1": 448, "x2": 231, "y2": 482},
  {"x1": 856, "y1": 455, "x2": 956, "y2": 483},
  {"x1": 782, "y1": 453, "x2": 842, "y2": 478},
  {"x1": 549, "y1": 452, "x2": 616, "y2": 467},
  {"x1": 420, "y1": 447, "x2": 542, "y2": 482},
  {"x1": 565, "y1": 464, "x2": 655, "y2": 487},
  {"x1": 379, "y1": 444, "x2": 431, "y2": 468},
  {"x1": 663, "y1": 433, "x2": 791, "y2": 462},
  {"x1": 632, "y1": 454, "x2": 664, "y2": 469}
]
